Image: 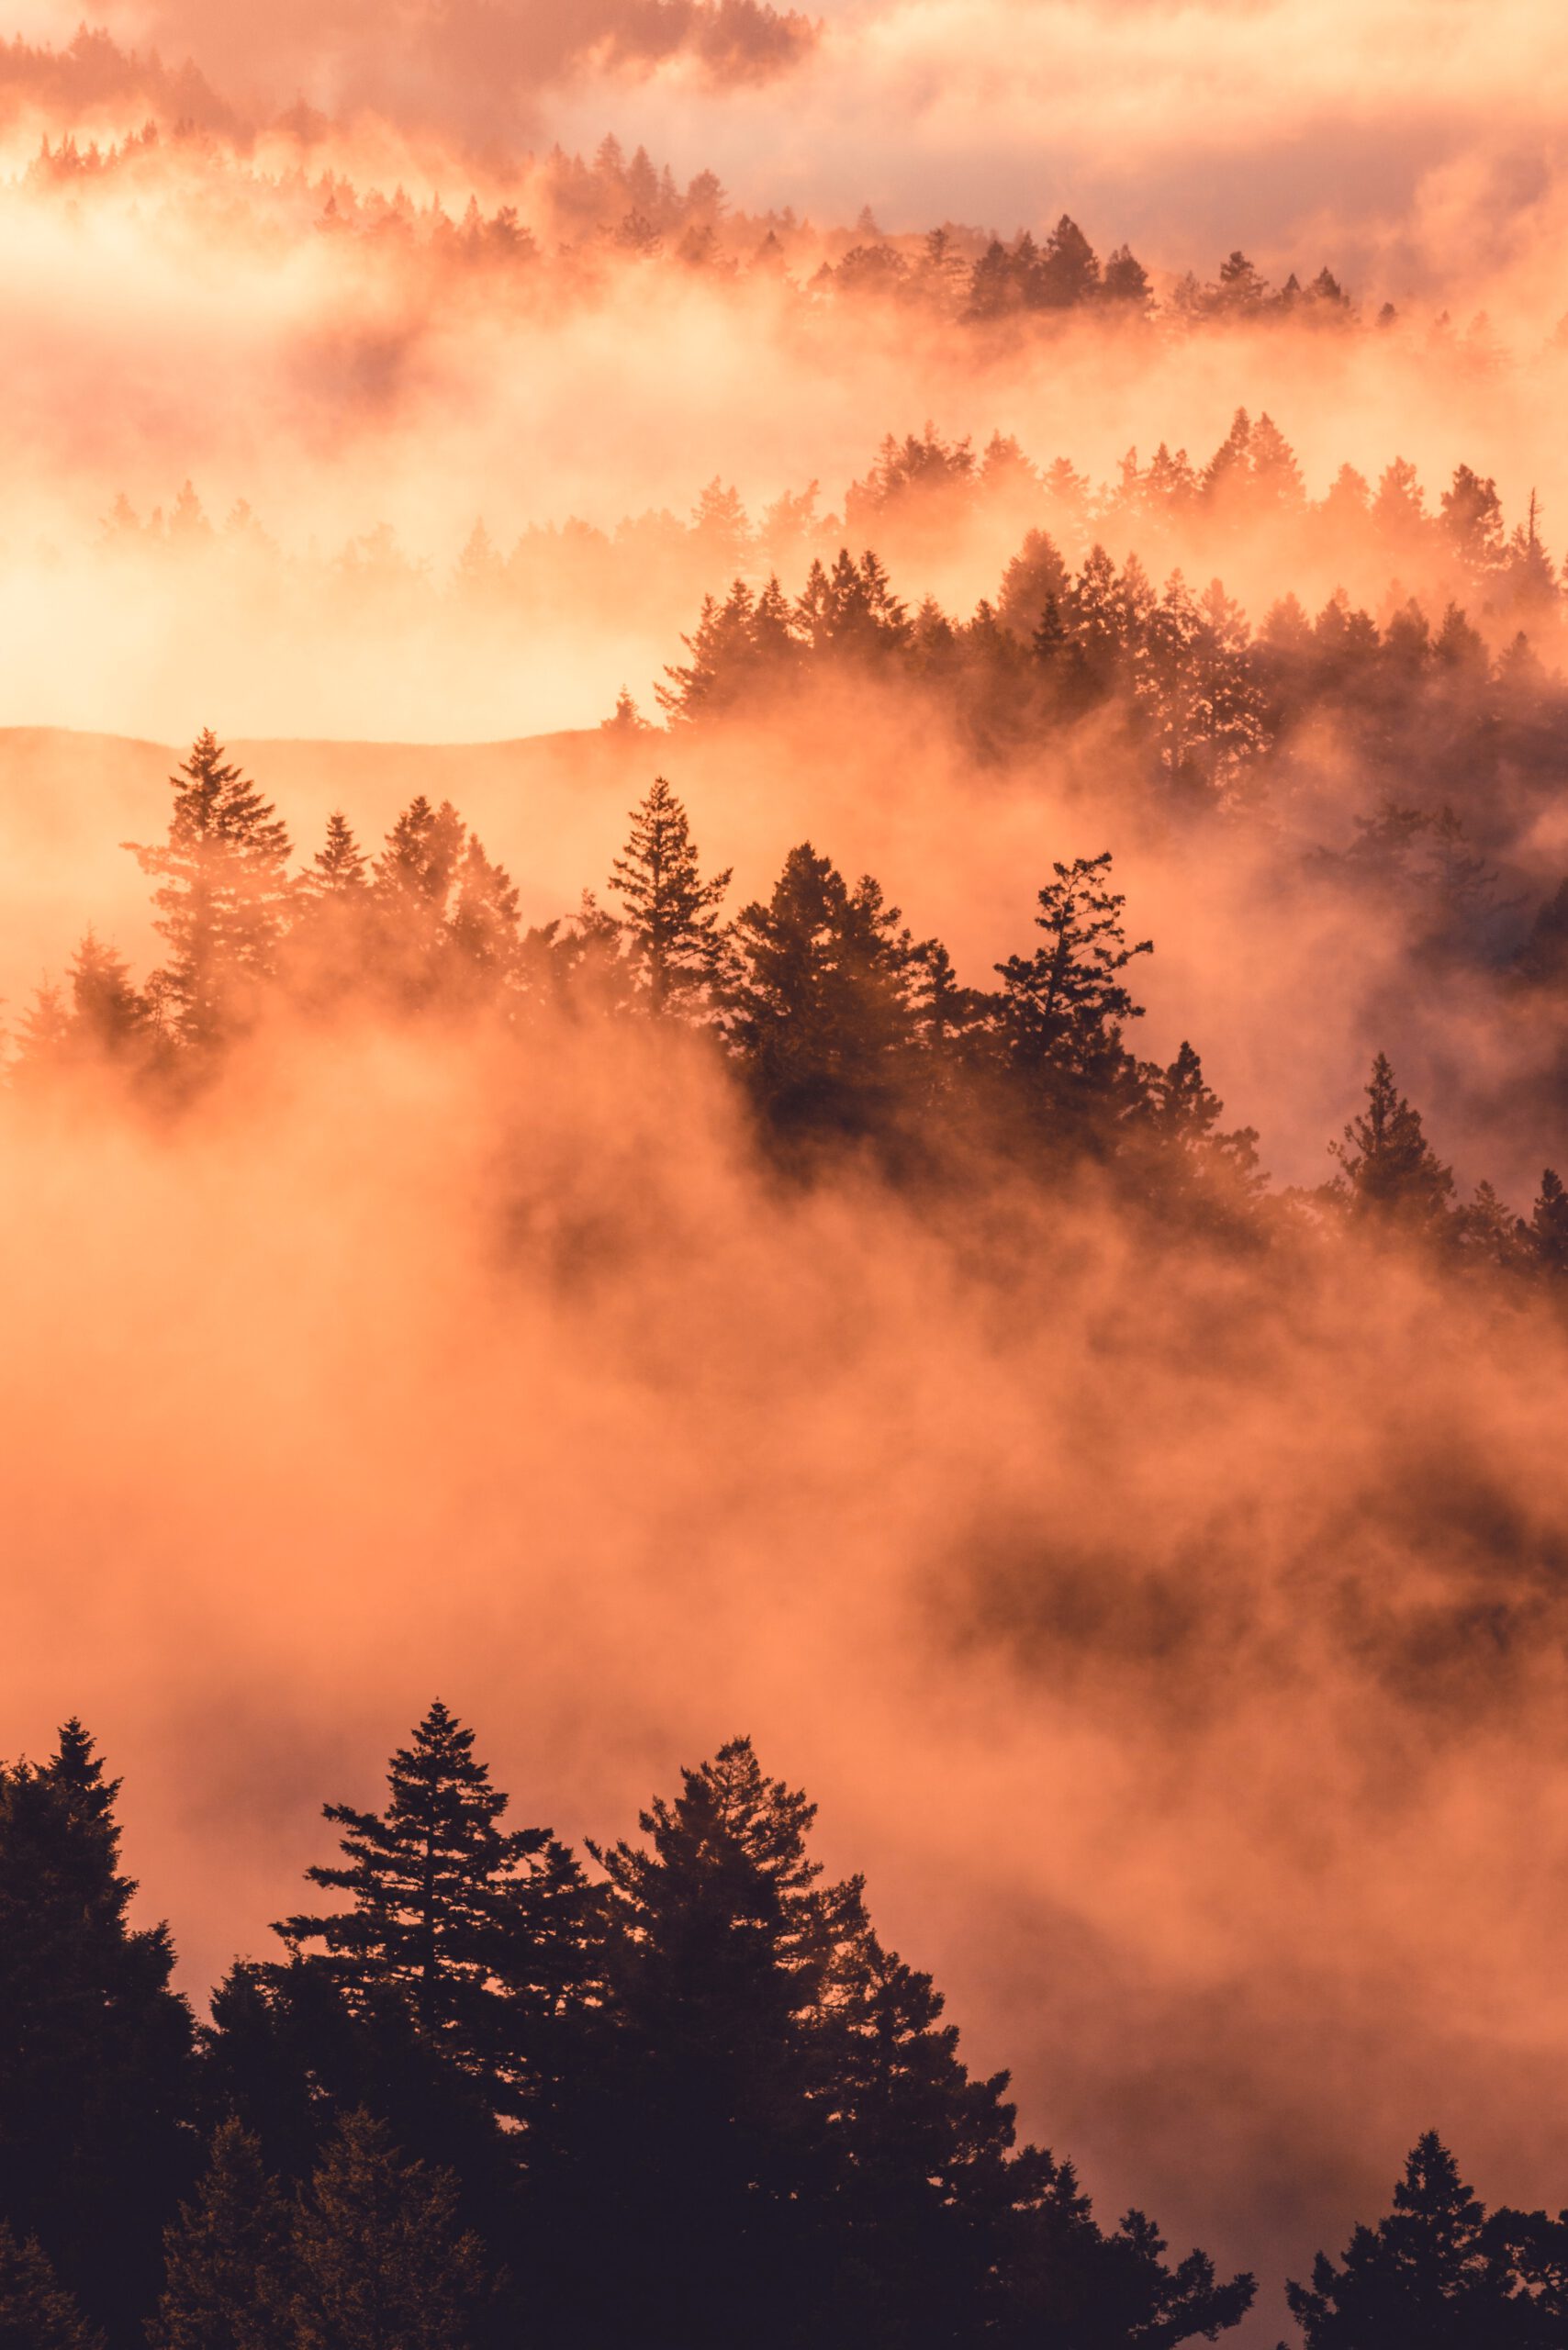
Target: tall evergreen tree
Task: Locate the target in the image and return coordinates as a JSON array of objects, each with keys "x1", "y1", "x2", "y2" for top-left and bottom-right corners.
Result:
[
  {"x1": 1328, "y1": 1054, "x2": 1455, "y2": 1232},
  {"x1": 580, "y1": 1740, "x2": 863, "y2": 2348},
  {"x1": 272, "y1": 1704, "x2": 590, "y2": 2112},
  {"x1": 126, "y1": 733, "x2": 291, "y2": 1050},
  {"x1": 727, "y1": 844, "x2": 922, "y2": 1136},
  {"x1": 0, "y1": 2226, "x2": 100, "y2": 2350},
  {"x1": 301, "y1": 813, "x2": 369, "y2": 901},
  {"x1": 995, "y1": 853, "x2": 1152, "y2": 1142},
  {"x1": 0, "y1": 1724, "x2": 195, "y2": 2345},
  {"x1": 149, "y1": 2124, "x2": 292, "y2": 2350},
  {"x1": 1285, "y1": 2132, "x2": 1529, "y2": 2347},
  {"x1": 609, "y1": 778, "x2": 731, "y2": 1017},
  {"x1": 1530, "y1": 1169, "x2": 1568, "y2": 1273},
  {"x1": 66, "y1": 931, "x2": 151, "y2": 1064},
  {"x1": 287, "y1": 815, "x2": 373, "y2": 1007},
  {"x1": 289, "y1": 2113, "x2": 487, "y2": 2350}
]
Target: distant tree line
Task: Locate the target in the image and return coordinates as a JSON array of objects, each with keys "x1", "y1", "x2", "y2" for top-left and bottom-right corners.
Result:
[
  {"x1": 13, "y1": 86, "x2": 1407, "y2": 344},
  {"x1": 5, "y1": 1707, "x2": 1566, "y2": 2350},
  {"x1": 82, "y1": 415, "x2": 1564, "y2": 722},
  {"x1": 7, "y1": 740, "x2": 1568, "y2": 1278},
  {"x1": 655, "y1": 418, "x2": 1568, "y2": 842}
]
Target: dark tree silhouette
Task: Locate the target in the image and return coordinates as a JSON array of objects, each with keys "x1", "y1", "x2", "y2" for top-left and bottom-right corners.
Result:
[
  {"x1": 0, "y1": 1724, "x2": 195, "y2": 2345},
  {"x1": 995, "y1": 852, "x2": 1152, "y2": 1141},
  {"x1": 289, "y1": 2113, "x2": 487, "y2": 2350},
  {"x1": 610, "y1": 777, "x2": 732, "y2": 1016},
  {"x1": 0, "y1": 2226, "x2": 101, "y2": 2350},
  {"x1": 1285, "y1": 2132, "x2": 1544, "y2": 2347},
  {"x1": 273, "y1": 1702, "x2": 589, "y2": 2113},
  {"x1": 149, "y1": 2122, "x2": 293, "y2": 2350},
  {"x1": 727, "y1": 843, "x2": 922, "y2": 1136},
  {"x1": 125, "y1": 732, "x2": 291, "y2": 1050},
  {"x1": 1328, "y1": 1054, "x2": 1455, "y2": 1232}
]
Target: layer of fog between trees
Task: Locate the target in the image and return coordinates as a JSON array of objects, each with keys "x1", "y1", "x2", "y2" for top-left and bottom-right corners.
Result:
[{"x1": 8, "y1": 17, "x2": 1568, "y2": 2347}]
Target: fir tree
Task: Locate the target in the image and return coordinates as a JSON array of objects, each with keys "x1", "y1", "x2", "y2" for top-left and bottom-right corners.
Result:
[
  {"x1": 8, "y1": 984, "x2": 71, "y2": 1083},
  {"x1": 149, "y1": 2124, "x2": 292, "y2": 2350},
  {"x1": 0, "y1": 1724, "x2": 195, "y2": 2345},
  {"x1": 273, "y1": 1704, "x2": 588, "y2": 2110},
  {"x1": 656, "y1": 583, "x2": 762, "y2": 722},
  {"x1": 1328, "y1": 1054, "x2": 1455, "y2": 1233},
  {"x1": 996, "y1": 530, "x2": 1069, "y2": 643},
  {"x1": 609, "y1": 778, "x2": 732, "y2": 1017},
  {"x1": 125, "y1": 733, "x2": 291, "y2": 1050},
  {"x1": 727, "y1": 844, "x2": 921, "y2": 1136},
  {"x1": 67, "y1": 932, "x2": 150, "y2": 1062},
  {"x1": 995, "y1": 853, "x2": 1152, "y2": 1140},
  {"x1": 1285, "y1": 2133, "x2": 1513, "y2": 2347},
  {"x1": 0, "y1": 2226, "x2": 100, "y2": 2350},
  {"x1": 1531, "y1": 1169, "x2": 1568, "y2": 1273},
  {"x1": 302, "y1": 813, "x2": 369, "y2": 900},
  {"x1": 1135, "y1": 1040, "x2": 1265, "y2": 1214},
  {"x1": 289, "y1": 2114, "x2": 487, "y2": 2350},
  {"x1": 287, "y1": 815, "x2": 373, "y2": 1009},
  {"x1": 582, "y1": 1740, "x2": 863, "y2": 2347},
  {"x1": 1101, "y1": 241, "x2": 1151, "y2": 307}
]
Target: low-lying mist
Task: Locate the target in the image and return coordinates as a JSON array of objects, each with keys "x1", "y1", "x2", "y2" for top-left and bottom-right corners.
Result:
[{"x1": 5, "y1": 988, "x2": 1568, "y2": 2343}]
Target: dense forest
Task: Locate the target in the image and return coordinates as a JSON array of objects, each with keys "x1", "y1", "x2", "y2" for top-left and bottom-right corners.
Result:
[
  {"x1": 6, "y1": 1706, "x2": 1567, "y2": 2350},
  {"x1": 7, "y1": 732, "x2": 1567, "y2": 1281},
  {"x1": 0, "y1": 37, "x2": 1403, "y2": 341}
]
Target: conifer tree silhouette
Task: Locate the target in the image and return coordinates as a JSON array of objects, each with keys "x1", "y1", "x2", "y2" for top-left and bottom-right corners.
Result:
[
  {"x1": 289, "y1": 2113, "x2": 487, "y2": 2350},
  {"x1": 273, "y1": 1703, "x2": 589, "y2": 2109},
  {"x1": 150, "y1": 2122, "x2": 292, "y2": 2350},
  {"x1": 0, "y1": 2224, "x2": 101, "y2": 2350},
  {"x1": 125, "y1": 732, "x2": 291, "y2": 1050},
  {"x1": 0, "y1": 1723, "x2": 195, "y2": 2344},
  {"x1": 1328, "y1": 1054, "x2": 1454, "y2": 1231},
  {"x1": 610, "y1": 778, "x2": 731, "y2": 1016},
  {"x1": 1285, "y1": 2132, "x2": 1523, "y2": 2346}
]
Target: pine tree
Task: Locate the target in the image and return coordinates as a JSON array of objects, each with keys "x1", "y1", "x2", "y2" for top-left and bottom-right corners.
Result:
[
  {"x1": 823, "y1": 1927, "x2": 1024, "y2": 2339},
  {"x1": 1036, "y1": 213, "x2": 1099, "y2": 307},
  {"x1": 1101, "y1": 242, "x2": 1151, "y2": 307},
  {"x1": 67, "y1": 932, "x2": 150, "y2": 1063},
  {"x1": 995, "y1": 853, "x2": 1152, "y2": 1141},
  {"x1": 287, "y1": 815, "x2": 373, "y2": 1009},
  {"x1": 727, "y1": 844, "x2": 921, "y2": 1136},
  {"x1": 609, "y1": 778, "x2": 731, "y2": 1017},
  {"x1": 273, "y1": 1703, "x2": 588, "y2": 2109},
  {"x1": 582, "y1": 1740, "x2": 863, "y2": 2347},
  {"x1": 445, "y1": 838, "x2": 521, "y2": 996},
  {"x1": 1135, "y1": 1040, "x2": 1265, "y2": 1214},
  {"x1": 1441, "y1": 465, "x2": 1506, "y2": 571},
  {"x1": 149, "y1": 2124, "x2": 292, "y2": 2350},
  {"x1": 289, "y1": 2114, "x2": 487, "y2": 2350},
  {"x1": 125, "y1": 733, "x2": 291, "y2": 1050},
  {"x1": 689, "y1": 479, "x2": 751, "y2": 576},
  {"x1": 0, "y1": 1724, "x2": 195, "y2": 2345},
  {"x1": 1285, "y1": 2133, "x2": 1514, "y2": 2347},
  {"x1": 1328, "y1": 1054, "x2": 1454, "y2": 1233},
  {"x1": 0, "y1": 2225, "x2": 100, "y2": 2350},
  {"x1": 8, "y1": 984, "x2": 72, "y2": 1084},
  {"x1": 1531, "y1": 1169, "x2": 1568, "y2": 1273},
  {"x1": 655, "y1": 583, "x2": 761, "y2": 722},
  {"x1": 367, "y1": 800, "x2": 473, "y2": 1004},
  {"x1": 302, "y1": 813, "x2": 369, "y2": 900},
  {"x1": 995, "y1": 530, "x2": 1068, "y2": 643},
  {"x1": 1248, "y1": 412, "x2": 1305, "y2": 506}
]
